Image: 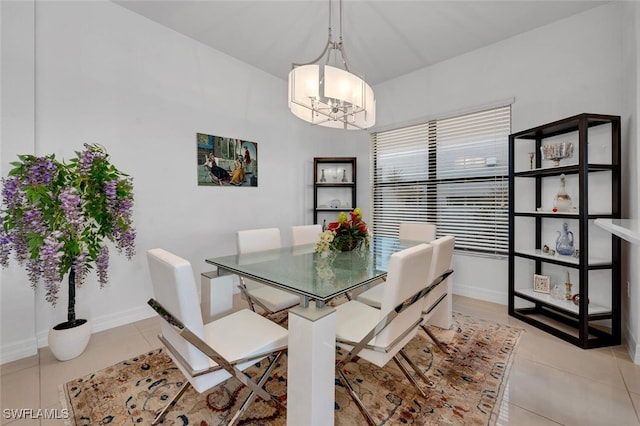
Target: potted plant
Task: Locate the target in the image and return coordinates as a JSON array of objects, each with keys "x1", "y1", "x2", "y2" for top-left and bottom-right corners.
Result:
[
  {"x1": 0, "y1": 144, "x2": 135, "y2": 361},
  {"x1": 315, "y1": 207, "x2": 370, "y2": 256}
]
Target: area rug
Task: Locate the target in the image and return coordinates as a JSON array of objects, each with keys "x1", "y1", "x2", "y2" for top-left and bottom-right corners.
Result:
[{"x1": 60, "y1": 313, "x2": 523, "y2": 425}]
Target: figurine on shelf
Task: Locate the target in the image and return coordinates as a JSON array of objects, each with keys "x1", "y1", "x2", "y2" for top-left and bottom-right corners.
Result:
[
  {"x1": 319, "y1": 169, "x2": 326, "y2": 182},
  {"x1": 529, "y1": 152, "x2": 535, "y2": 169},
  {"x1": 551, "y1": 284, "x2": 565, "y2": 300},
  {"x1": 556, "y1": 222, "x2": 575, "y2": 256},
  {"x1": 565, "y1": 272, "x2": 573, "y2": 300},
  {"x1": 341, "y1": 169, "x2": 348, "y2": 182}
]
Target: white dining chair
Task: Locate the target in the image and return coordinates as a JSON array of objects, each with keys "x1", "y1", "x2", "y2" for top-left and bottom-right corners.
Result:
[
  {"x1": 357, "y1": 235, "x2": 455, "y2": 354},
  {"x1": 334, "y1": 243, "x2": 434, "y2": 425},
  {"x1": 356, "y1": 222, "x2": 435, "y2": 307},
  {"x1": 291, "y1": 224, "x2": 323, "y2": 246},
  {"x1": 146, "y1": 248, "x2": 288, "y2": 426},
  {"x1": 236, "y1": 228, "x2": 300, "y2": 315},
  {"x1": 419, "y1": 235, "x2": 455, "y2": 353},
  {"x1": 399, "y1": 221, "x2": 436, "y2": 242}
]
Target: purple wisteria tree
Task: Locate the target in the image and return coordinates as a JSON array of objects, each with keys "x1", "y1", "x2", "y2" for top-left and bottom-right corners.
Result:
[{"x1": 0, "y1": 144, "x2": 135, "y2": 330}]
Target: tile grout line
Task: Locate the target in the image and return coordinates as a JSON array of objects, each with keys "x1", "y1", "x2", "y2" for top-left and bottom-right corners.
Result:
[{"x1": 618, "y1": 359, "x2": 640, "y2": 424}]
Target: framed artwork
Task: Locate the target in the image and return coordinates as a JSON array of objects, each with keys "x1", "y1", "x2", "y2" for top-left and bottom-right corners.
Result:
[
  {"x1": 533, "y1": 274, "x2": 551, "y2": 294},
  {"x1": 197, "y1": 133, "x2": 258, "y2": 187}
]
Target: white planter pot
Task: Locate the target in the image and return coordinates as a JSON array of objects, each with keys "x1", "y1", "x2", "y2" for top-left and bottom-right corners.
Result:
[{"x1": 48, "y1": 319, "x2": 92, "y2": 361}]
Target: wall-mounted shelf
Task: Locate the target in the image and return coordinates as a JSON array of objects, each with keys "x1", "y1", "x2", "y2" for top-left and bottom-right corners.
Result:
[{"x1": 595, "y1": 219, "x2": 640, "y2": 245}]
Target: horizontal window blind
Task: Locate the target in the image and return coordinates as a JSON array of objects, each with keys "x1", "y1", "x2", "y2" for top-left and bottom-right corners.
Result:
[{"x1": 371, "y1": 105, "x2": 511, "y2": 255}]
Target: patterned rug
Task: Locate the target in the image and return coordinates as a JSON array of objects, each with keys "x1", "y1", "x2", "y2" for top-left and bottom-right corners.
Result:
[{"x1": 60, "y1": 313, "x2": 523, "y2": 425}]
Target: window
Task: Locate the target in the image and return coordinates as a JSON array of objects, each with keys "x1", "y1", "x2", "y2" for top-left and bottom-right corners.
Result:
[{"x1": 371, "y1": 105, "x2": 511, "y2": 256}]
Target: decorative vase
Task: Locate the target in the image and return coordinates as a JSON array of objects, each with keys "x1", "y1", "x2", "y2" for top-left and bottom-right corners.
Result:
[
  {"x1": 338, "y1": 239, "x2": 361, "y2": 252},
  {"x1": 48, "y1": 318, "x2": 91, "y2": 361},
  {"x1": 320, "y1": 169, "x2": 326, "y2": 182},
  {"x1": 556, "y1": 222, "x2": 575, "y2": 256},
  {"x1": 553, "y1": 174, "x2": 572, "y2": 212},
  {"x1": 341, "y1": 169, "x2": 348, "y2": 182}
]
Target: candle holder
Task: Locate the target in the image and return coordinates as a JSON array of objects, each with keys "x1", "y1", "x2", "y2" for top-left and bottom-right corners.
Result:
[{"x1": 565, "y1": 272, "x2": 572, "y2": 300}]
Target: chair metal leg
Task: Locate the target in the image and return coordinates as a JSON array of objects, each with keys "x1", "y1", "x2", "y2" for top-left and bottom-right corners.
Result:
[
  {"x1": 421, "y1": 323, "x2": 450, "y2": 355},
  {"x1": 398, "y1": 349, "x2": 433, "y2": 387},
  {"x1": 238, "y1": 278, "x2": 257, "y2": 313},
  {"x1": 392, "y1": 355, "x2": 427, "y2": 398},
  {"x1": 336, "y1": 368, "x2": 377, "y2": 426},
  {"x1": 152, "y1": 381, "x2": 191, "y2": 425},
  {"x1": 228, "y1": 351, "x2": 285, "y2": 426}
]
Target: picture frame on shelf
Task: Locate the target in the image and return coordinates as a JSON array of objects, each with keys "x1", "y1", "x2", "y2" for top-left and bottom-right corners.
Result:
[{"x1": 533, "y1": 274, "x2": 551, "y2": 294}]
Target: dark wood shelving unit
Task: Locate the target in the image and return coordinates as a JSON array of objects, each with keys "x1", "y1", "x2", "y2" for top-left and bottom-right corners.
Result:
[
  {"x1": 508, "y1": 113, "x2": 621, "y2": 349},
  {"x1": 313, "y1": 157, "x2": 357, "y2": 225}
]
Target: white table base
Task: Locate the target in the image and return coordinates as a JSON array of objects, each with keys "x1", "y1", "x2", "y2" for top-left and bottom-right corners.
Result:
[{"x1": 287, "y1": 305, "x2": 336, "y2": 426}]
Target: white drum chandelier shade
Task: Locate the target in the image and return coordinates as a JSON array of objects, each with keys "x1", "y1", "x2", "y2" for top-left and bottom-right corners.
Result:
[{"x1": 288, "y1": 0, "x2": 375, "y2": 130}]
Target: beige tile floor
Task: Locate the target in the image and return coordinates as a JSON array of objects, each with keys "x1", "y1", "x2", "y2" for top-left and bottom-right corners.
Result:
[{"x1": 1, "y1": 294, "x2": 640, "y2": 425}]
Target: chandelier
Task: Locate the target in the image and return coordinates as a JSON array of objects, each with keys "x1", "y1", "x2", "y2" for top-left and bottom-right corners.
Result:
[{"x1": 288, "y1": 0, "x2": 375, "y2": 130}]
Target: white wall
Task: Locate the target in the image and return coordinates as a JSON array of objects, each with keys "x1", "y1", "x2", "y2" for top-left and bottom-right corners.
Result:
[
  {"x1": 0, "y1": 0, "x2": 369, "y2": 363},
  {"x1": 373, "y1": 2, "x2": 639, "y2": 356},
  {"x1": 0, "y1": 0, "x2": 38, "y2": 363},
  {"x1": 621, "y1": 1, "x2": 640, "y2": 362}
]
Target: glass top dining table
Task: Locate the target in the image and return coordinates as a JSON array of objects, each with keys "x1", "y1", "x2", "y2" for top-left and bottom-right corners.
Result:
[
  {"x1": 204, "y1": 235, "x2": 423, "y2": 426},
  {"x1": 205, "y1": 235, "x2": 419, "y2": 307}
]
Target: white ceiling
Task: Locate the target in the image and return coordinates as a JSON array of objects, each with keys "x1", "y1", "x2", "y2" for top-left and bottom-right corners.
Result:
[{"x1": 113, "y1": 0, "x2": 605, "y2": 86}]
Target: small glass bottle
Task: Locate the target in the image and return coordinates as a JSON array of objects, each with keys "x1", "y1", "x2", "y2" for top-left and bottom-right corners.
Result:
[{"x1": 553, "y1": 174, "x2": 572, "y2": 212}]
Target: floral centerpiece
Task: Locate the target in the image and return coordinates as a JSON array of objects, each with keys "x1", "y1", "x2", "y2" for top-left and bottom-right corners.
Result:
[
  {"x1": 0, "y1": 143, "x2": 135, "y2": 359},
  {"x1": 315, "y1": 207, "x2": 370, "y2": 257}
]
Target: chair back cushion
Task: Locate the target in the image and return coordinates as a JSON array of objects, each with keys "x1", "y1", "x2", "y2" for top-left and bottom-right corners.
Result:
[
  {"x1": 291, "y1": 224, "x2": 323, "y2": 246},
  {"x1": 376, "y1": 243, "x2": 433, "y2": 348},
  {"x1": 399, "y1": 222, "x2": 436, "y2": 242},
  {"x1": 428, "y1": 236, "x2": 455, "y2": 285},
  {"x1": 147, "y1": 248, "x2": 210, "y2": 371},
  {"x1": 237, "y1": 228, "x2": 281, "y2": 254}
]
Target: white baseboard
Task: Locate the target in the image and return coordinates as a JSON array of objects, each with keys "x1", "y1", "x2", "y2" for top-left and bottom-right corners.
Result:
[
  {"x1": 36, "y1": 304, "x2": 156, "y2": 348},
  {"x1": 1, "y1": 336, "x2": 39, "y2": 365},
  {"x1": 452, "y1": 283, "x2": 508, "y2": 306},
  {"x1": 625, "y1": 323, "x2": 640, "y2": 364}
]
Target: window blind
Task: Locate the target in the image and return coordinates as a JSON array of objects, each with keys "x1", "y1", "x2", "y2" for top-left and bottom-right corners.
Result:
[{"x1": 371, "y1": 105, "x2": 511, "y2": 256}]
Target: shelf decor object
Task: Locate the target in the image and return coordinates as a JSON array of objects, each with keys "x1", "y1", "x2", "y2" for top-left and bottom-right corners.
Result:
[
  {"x1": 533, "y1": 274, "x2": 551, "y2": 294},
  {"x1": 508, "y1": 113, "x2": 621, "y2": 349},
  {"x1": 553, "y1": 174, "x2": 573, "y2": 212},
  {"x1": 556, "y1": 222, "x2": 575, "y2": 256},
  {"x1": 540, "y1": 142, "x2": 574, "y2": 166}
]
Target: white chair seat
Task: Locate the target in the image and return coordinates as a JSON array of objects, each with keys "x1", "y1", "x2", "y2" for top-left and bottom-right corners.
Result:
[
  {"x1": 355, "y1": 283, "x2": 384, "y2": 308},
  {"x1": 244, "y1": 284, "x2": 301, "y2": 313},
  {"x1": 173, "y1": 309, "x2": 288, "y2": 394},
  {"x1": 204, "y1": 309, "x2": 288, "y2": 365},
  {"x1": 335, "y1": 300, "x2": 380, "y2": 345},
  {"x1": 336, "y1": 300, "x2": 419, "y2": 368}
]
